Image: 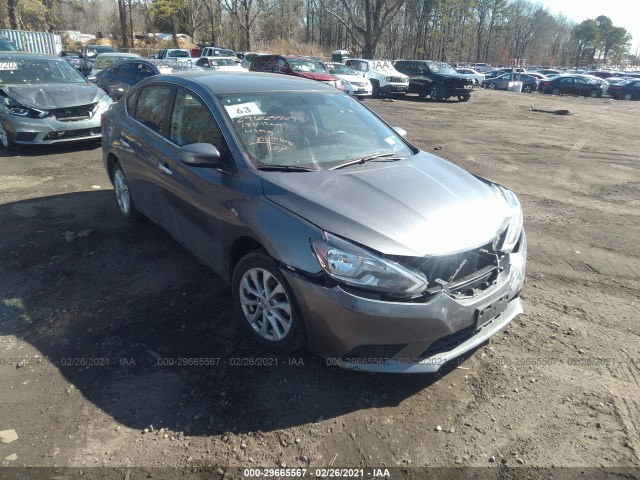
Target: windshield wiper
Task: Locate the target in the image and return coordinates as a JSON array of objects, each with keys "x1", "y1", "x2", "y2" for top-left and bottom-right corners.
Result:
[
  {"x1": 257, "y1": 164, "x2": 318, "y2": 172},
  {"x1": 329, "y1": 152, "x2": 404, "y2": 170}
]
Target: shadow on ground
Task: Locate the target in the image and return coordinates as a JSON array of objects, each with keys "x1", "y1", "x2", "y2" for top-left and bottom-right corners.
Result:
[{"x1": 0, "y1": 191, "x2": 471, "y2": 437}]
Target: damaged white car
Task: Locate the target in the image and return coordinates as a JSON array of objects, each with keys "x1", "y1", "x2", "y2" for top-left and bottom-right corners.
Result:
[{"x1": 0, "y1": 52, "x2": 112, "y2": 149}]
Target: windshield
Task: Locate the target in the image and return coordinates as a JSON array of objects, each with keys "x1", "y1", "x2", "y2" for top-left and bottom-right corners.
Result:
[
  {"x1": 86, "y1": 47, "x2": 117, "y2": 57},
  {"x1": 0, "y1": 40, "x2": 18, "y2": 51},
  {"x1": 94, "y1": 55, "x2": 137, "y2": 69},
  {"x1": 427, "y1": 61, "x2": 457, "y2": 74},
  {"x1": 214, "y1": 59, "x2": 237, "y2": 66},
  {"x1": 288, "y1": 59, "x2": 328, "y2": 73},
  {"x1": 328, "y1": 64, "x2": 354, "y2": 75},
  {"x1": 0, "y1": 58, "x2": 87, "y2": 84},
  {"x1": 167, "y1": 50, "x2": 190, "y2": 58},
  {"x1": 220, "y1": 92, "x2": 413, "y2": 170}
]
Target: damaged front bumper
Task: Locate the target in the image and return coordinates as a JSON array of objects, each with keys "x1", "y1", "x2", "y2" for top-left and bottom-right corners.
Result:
[
  {"x1": 0, "y1": 104, "x2": 109, "y2": 145},
  {"x1": 284, "y1": 233, "x2": 526, "y2": 373}
]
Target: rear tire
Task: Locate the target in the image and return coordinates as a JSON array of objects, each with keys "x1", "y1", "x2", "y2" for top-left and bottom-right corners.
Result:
[
  {"x1": 112, "y1": 162, "x2": 140, "y2": 222},
  {"x1": 232, "y1": 250, "x2": 304, "y2": 353}
]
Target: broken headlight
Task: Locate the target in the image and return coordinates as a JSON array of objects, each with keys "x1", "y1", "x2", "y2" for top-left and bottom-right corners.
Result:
[
  {"x1": 2, "y1": 97, "x2": 48, "y2": 119},
  {"x1": 496, "y1": 186, "x2": 523, "y2": 253},
  {"x1": 311, "y1": 232, "x2": 428, "y2": 296}
]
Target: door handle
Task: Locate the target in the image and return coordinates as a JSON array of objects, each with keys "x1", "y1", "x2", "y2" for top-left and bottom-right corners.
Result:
[{"x1": 158, "y1": 163, "x2": 173, "y2": 175}]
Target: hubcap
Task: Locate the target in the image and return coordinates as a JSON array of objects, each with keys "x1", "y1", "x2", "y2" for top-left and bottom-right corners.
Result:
[
  {"x1": 113, "y1": 169, "x2": 130, "y2": 215},
  {"x1": 239, "y1": 268, "x2": 292, "y2": 341},
  {"x1": 0, "y1": 123, "x2": 9, "y2": 147},
  {"x1": 624, "y1": 94, "x2": 632, "y2": 100}
]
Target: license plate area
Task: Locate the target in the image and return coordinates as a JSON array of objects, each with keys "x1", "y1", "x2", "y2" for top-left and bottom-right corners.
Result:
[
  {"x1": 464, "y1": 85, "x2": 473, "y2": 89},
  {"x1": 476, "y1": 294, "x2": 509, "y2": 328}
]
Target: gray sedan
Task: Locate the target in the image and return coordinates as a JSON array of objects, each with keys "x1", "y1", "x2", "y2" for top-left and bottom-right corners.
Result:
[
  {"x1": 101, "y1": 72, "x2": 526, "y2": 373},
  {"x1": 0, "y1": 53, "x2": 112, "y2": 148}
]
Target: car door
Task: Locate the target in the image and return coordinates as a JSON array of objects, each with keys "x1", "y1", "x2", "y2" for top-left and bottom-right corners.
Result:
[
  {"x1": 118, "y1": 84, "x2": 175, "y2": 223},
  {"x1": 153, "y1": 86, "x2": 241, "y2": 273},
  {"x1": 572, "y1": 77, "x2": 590, "y2": 95},
  {"x1": 555, "y1": 77, "x2": 573, "y2": 94}
]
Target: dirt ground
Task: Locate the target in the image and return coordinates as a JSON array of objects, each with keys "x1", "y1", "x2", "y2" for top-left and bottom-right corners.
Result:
[{"x1": 0, "y1": 88, "x2": 639, "y2": 479}]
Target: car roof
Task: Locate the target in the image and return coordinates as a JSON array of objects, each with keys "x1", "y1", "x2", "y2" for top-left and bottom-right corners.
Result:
[
  {"x1": 0, "y1": 52, "x2": 61, "y2": 60},
  {"x1": 150, "y1": 71, "x2": 337, "y2": 94},
  {"x1": 95, "y1": 52, "x2": 140, "y2": 57}
]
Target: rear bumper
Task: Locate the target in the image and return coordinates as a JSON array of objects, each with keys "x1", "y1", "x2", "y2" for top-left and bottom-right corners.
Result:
[{"x1": 284, "y1": 235, "x2": 526, "y2": 373}]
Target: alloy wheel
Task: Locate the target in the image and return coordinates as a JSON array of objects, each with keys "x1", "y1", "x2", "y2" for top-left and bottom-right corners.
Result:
[
  {"x1": 239, "y1": 267, "x2": 292, "y2": 342},
  {"x1": 113, "y1": 168, "x2": 131, "y2": 216}
]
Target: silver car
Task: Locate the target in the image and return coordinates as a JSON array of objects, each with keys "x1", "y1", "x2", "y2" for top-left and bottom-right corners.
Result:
[
  {"x1": 0, "y1": 53, "x2": 112, "y2": 148},
  {"x1": 101, "y1": 72, "x2": 526, "y2": 373}
]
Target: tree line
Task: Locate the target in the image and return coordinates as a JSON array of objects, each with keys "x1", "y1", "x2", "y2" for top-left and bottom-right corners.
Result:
[{"x1": 0, "y1": 0, "x2": 636, "y2": 66}]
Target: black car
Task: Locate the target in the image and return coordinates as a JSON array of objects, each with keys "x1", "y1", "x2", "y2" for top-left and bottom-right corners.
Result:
[
  {"x1": 539, "y1": 75, "x2": 603, "y2": 98},
  {"x1": 58, "y1": 50, "x2": 82, "y2": 70},
  {"x1": 393, "y1": 60, "x2": 474, "y2": 101},
  {"x1": 95, "y1": 59, "x2": 201, "y2": 100},
  {"x1": 608, "y1": 79, "x2": 640, "y2": 100}
]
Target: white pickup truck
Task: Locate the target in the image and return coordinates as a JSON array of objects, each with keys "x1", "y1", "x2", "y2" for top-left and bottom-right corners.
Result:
[{"x1": 345, "y1": 59, "x2": 409, "y2": 98}]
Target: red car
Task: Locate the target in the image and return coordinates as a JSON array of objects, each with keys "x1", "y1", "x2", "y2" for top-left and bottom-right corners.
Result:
[{"x1": 249, "y1": 54, "x2": 343, "y2": 90}]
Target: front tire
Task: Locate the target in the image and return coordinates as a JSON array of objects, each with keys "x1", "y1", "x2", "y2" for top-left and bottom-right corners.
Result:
[
  {"x1": 112, "y1": 162, "x2": 140, "y2": 222},
  {"x1": 430, "y1": 85, "x2": 445, "y2": 101},
  {"x1": 522, "y1": 85, "x2": 532, "y2": 93},
  {"x1": 623, "y1": 92, "x2": 633, "y2": 101},
  {"x1": 487, "y1": 83, "x2": 497, "y2": 90},
  {"x1": 458, "y1": 94, "x2": 470, "y2": 102},
  {"x1": 551, "y1": 88, "x2": 561, "y2": 96},
  {"x1": 588, "y1": 89, "x2": 599, "y2": 98},
  {"x1": 0, "y1": 122, "x2": 18, "y2": 150},
  {"x1": 232, "y1": 250, "x2": 304, "y2": 353}
]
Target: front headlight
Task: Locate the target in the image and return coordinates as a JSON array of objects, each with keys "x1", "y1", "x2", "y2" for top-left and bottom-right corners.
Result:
[
  {"x1": 385, "y1": 76, "x2": 391, "y2": 82},
  {"x1": 2, "y1": 97, "x2": 48, "y2": 119},
  {"x1": 496, "y1": 186, "x2": 523, "y2": 253},
  {"x1": 310, "y1": 232, "x2": 428, "y2": 296}
]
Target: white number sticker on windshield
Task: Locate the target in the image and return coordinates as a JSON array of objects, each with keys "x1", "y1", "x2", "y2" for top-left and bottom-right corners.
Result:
[
  {"x1": 225, "y1": 102, "x2": 263, "y2": 119},
  {"x1": 0, "y1": 61, "x2": 18, "y2": 70}
]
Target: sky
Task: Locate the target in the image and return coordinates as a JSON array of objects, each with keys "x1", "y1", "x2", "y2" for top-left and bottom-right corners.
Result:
[{"x1": 537, "y1": 0, "x2": 640, "y2": 55}]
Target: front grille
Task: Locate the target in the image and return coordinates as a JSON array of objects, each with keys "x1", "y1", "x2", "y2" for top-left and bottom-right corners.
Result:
[
  {"x1": 50, "y1": 103, "x2": 98, "y2": 121},
  {"x1": 388, "y1": 77, "x2": 407, "y2": 84},
  {"x1": 399, "y1": 240, "x2": 506, "y2": 298},
  {"x1": 44, "y1": 128, "x2": 101, "y2": 140},
  {"x1": 351, "y1": 81, "x2": 365, "y2": 87},
  {"x1": 341, "y1": 344, "x2": 407, "y2": 363}
]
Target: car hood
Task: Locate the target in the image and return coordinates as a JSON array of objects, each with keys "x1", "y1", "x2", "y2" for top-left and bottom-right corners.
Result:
[
  {"x1": 2, "y1": 83, "x2": 105, "y2": 109},
  {"x1": 335, "y1": 74, "x2": 369, "y2": 84},
  {"x1": 293, "y1": 71, "x2": 337, "y2": 82},
  {"x1": 262, "y1": 152, "x2": 511, "y2": 257}
]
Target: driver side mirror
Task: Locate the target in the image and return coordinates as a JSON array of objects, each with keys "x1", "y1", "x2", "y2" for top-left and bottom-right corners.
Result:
[{"x1": 179, "y1": 143, "x2": 221, "y2": 168}]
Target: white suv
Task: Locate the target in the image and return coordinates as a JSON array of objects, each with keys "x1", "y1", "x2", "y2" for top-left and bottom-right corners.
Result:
[{"x1": 345, "y1": 59, "x2": 409, "y2": 98}]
